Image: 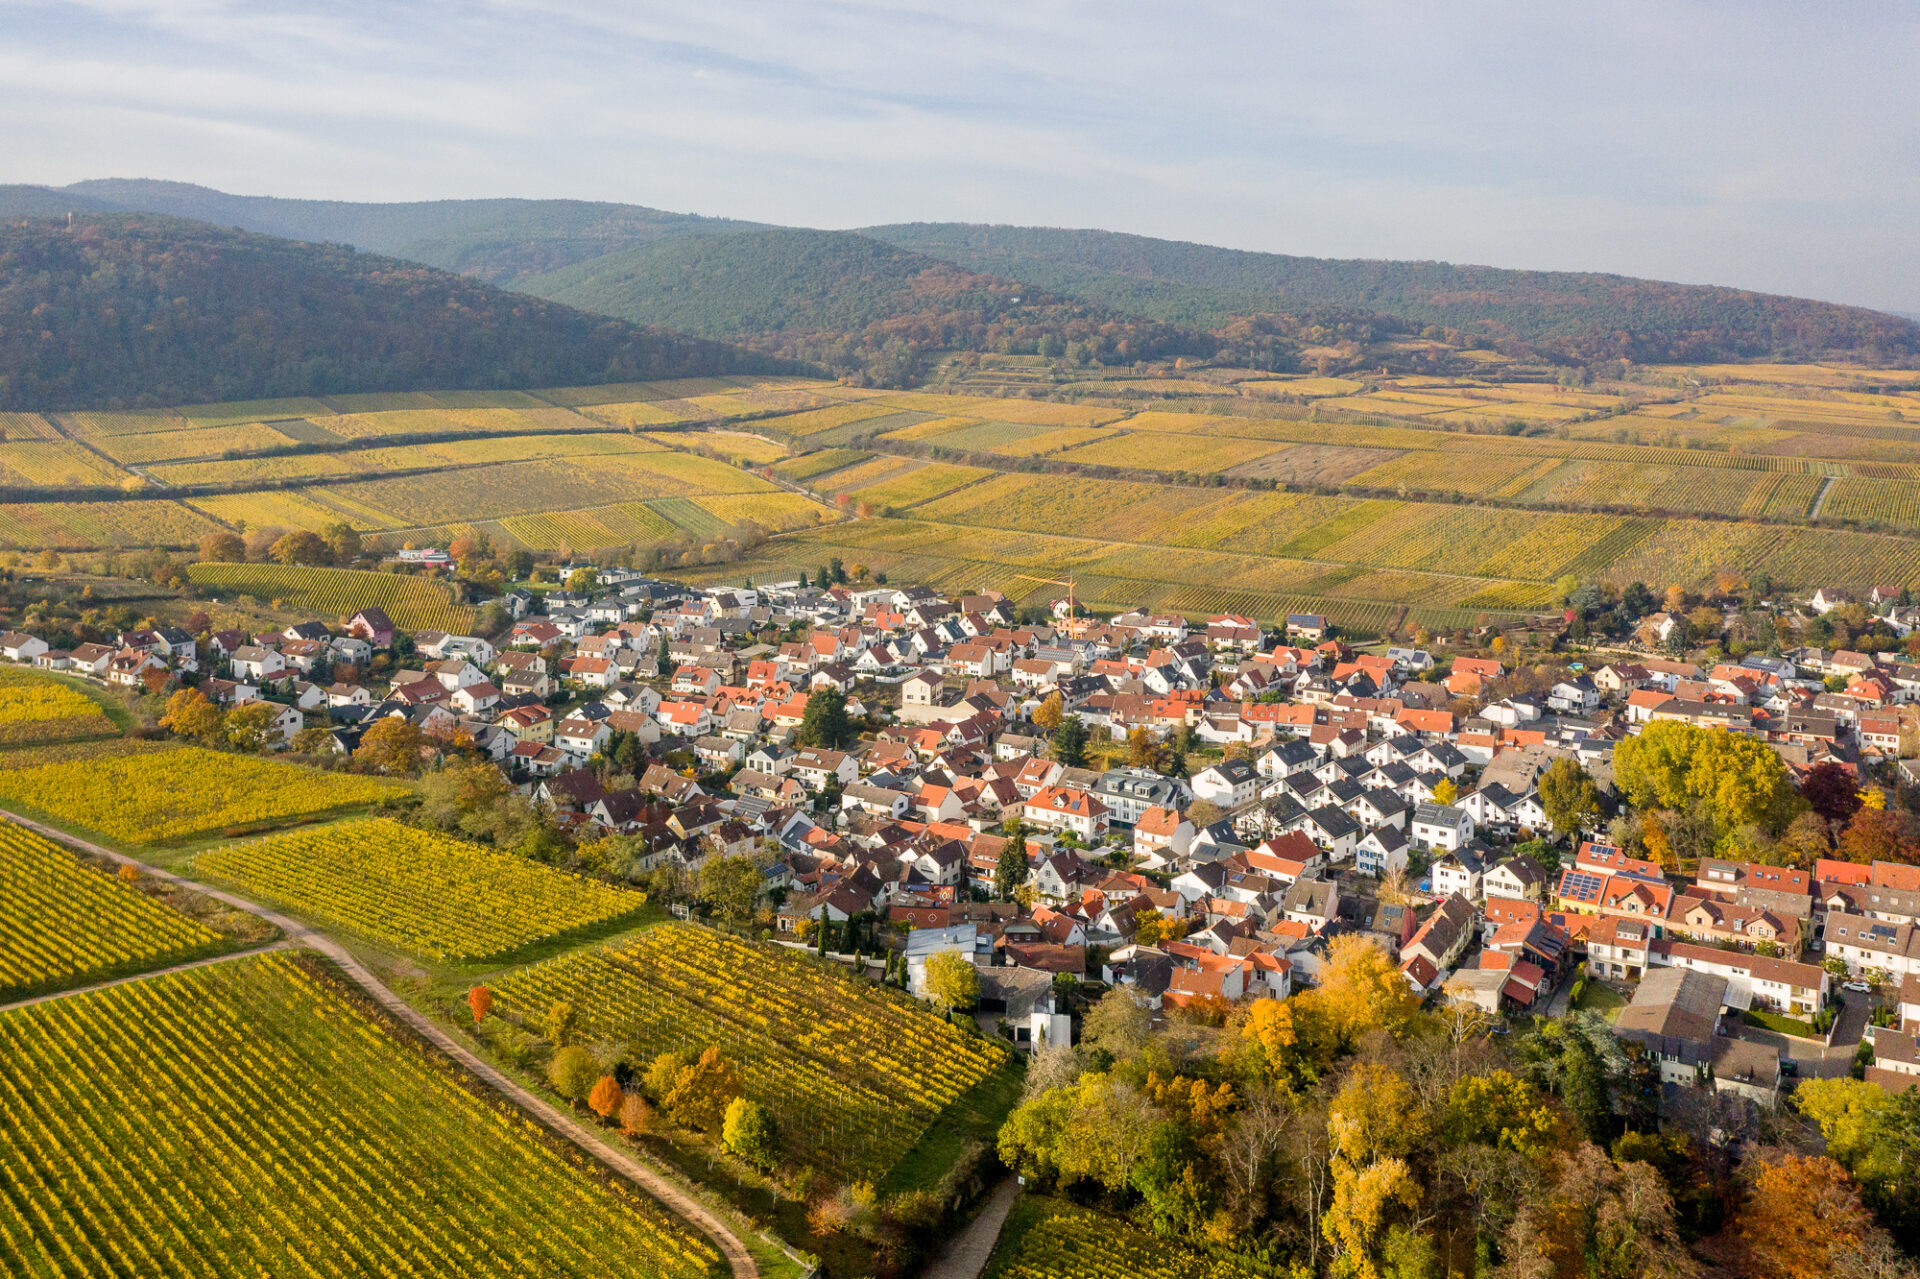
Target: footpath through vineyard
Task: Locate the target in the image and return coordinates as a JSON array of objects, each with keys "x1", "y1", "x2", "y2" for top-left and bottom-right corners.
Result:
[{"x1": 0, "y1": 809, "x2": 761, "y2": 1279}]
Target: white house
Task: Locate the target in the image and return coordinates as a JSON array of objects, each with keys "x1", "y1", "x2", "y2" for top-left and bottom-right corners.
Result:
[
  {"x1": 1410, "y1": 802, "x2": 1474, "y2": 852},
  {"x1": 1191, "y1": 758, "x2": 1258, "y2": 810}
]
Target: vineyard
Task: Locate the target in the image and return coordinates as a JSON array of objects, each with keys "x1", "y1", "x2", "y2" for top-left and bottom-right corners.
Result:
[
  {"x1": 0, "y1": 746, "x2": 407, "y2": 846},
  {"x1": 0, "y1": 670, "x2": 115, "y2": 746},
  {"x1": 0, "y1": 499, "x2": 223, "y2": 551},
  {"x1": 994, "y1": 1200, "x2": 1258, "y2": 1279},
  {"x1": 186, "y1": 563, "x2": 476, "y2": 631},
  {"x1": 491, "y1": 924, "x2": 1009, "y2": 1179},
  {"x1": 194, "y1": 819, "x2": 647, "y2": 962},
  {"x1": 0, "y1": 822, "x2": 228, "y2": 1002},
  {"x1": 0, "y1": 953, "x2": 724, "y2": 1278}
]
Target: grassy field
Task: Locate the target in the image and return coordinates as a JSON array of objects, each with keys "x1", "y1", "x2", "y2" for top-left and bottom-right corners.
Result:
[{"x1": 0, "y1": 952, "x2": 725, "y2": 1278}]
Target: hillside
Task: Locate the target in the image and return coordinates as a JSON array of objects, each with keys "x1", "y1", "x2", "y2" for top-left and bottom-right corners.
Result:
[
  {"x1": 864, "y1": 222, "x2": 1920, "y2": 364},
  {"x1": 19, "y1": 179, "x2": 763, "y2": 283},
  {"x1": 518, "y1": 228, "x2": 1215, "y2": 382},
  {"x1": 0, "y1": 214, "x2": 792, "y2": 411}
]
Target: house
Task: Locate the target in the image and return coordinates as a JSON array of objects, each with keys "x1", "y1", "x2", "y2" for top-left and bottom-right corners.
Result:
[
  {"x1": 229, "y1": 646, "x2": 288, "y2": 682},
  {"x1": 346, "y1": 608, "x2": 396, "y2": 648},
  {"x1": 0, "y1": 631, "x2": 48, "y2": 663},
  {"x1": 1356, "y1": 824, "x2": 1409, "y2": 878},
  {"x1": 1402, "y1": 893, "x2": 1476, "y2": 979},
  {"x1": 105, "y1": 648, "x2": 167, "y2": 688},
  {"x1": 1430, "y1": 845, "x2": 1488, "y2": 902},
  {"x1": 1134, "y1": 805, "x2": 1194, "y2": 864},
  {"x1": 791, "y1": 747, "x2": 859, "y2": 791},
  {"x1": 1285, "y1": 613, "x2": 1327, "y2": 641},
  {"x1": 1410, "y1": 802, "x2": 1474, "y2": 852},
  {"x1": 1023, "y1": 786, "x2": 1110, "y2": 840},
  {"x1": 1191, "y1": 758, "x2": 1258, "y2": 810},
  {"x1": 1483, "y1": 856, "x2": 1548, "y2": 902},
  {"x1": 554, "y1": 717, "x2": 612, "y2": 759}
]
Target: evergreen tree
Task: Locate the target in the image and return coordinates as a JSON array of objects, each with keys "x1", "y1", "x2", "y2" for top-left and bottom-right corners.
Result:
[{"x1": 1051, "y1": 713, "x2": 1089, "y2": 767}]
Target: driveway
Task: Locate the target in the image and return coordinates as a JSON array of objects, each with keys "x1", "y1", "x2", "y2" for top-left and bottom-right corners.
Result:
[{"x1": 1829, "y1": 988, "x2": 1872, "y2": 1048}]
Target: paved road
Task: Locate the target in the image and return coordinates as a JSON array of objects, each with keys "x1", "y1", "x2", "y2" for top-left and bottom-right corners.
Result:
[
  {"x1": 4, "y1": 810, "x2": 760, "y2": 1279},
  {"x1": 922, "y1": 1178, "x2": 1020, "y2": 1279}
]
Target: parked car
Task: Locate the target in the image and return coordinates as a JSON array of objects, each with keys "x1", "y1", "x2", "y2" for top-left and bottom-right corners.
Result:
[{"x1": 1842, "y1": 979, "x2": 1871, "y2": 993}]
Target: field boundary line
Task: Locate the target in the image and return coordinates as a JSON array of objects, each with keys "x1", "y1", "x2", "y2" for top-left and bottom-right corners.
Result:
[{"x1": 0, "y1": 808, "x2": 762, "y2": 1279}]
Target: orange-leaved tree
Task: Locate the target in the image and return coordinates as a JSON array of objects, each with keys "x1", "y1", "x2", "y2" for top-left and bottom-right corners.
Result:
[{"x1": 466, "y1": 985, "x2": 492, "y2": 1024}]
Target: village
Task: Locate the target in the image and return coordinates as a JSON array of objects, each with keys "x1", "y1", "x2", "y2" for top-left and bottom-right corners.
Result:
[{"x1": 8, "y1": 564, "x2": 1920, "y2": 1122}]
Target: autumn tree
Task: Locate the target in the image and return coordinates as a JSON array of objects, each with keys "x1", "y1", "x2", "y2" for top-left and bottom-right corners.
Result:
[
  {"x1": 269, "y1": 530, "x2": 331, "y2": 566},
  {"x1": 1442, "y1": 1069, "x2": 1571, "y2": 1159},
  {"x1": 1081, "y1": 987, "x2": 1153, "y2": 1063},
  {"x1": 198, "y1": 531, "x2": 245, "y2": 562},
  {"x1": 1737, "y1": 1151, "x2": 1877, "y2": 1279},
  {"x1": 466, "y1": 985, "x2": 492, "y2": 1024},
  {"x1": 696, "y1": 854, "x2": 763, "y2": 925},
  {"x1": 1837, "y1": 804, "x2": 1920, "y2": 865},
  {"x1": 223, "y1": 700, "x2": 279, "y2": 752},
  {"x1": 1498, "y1": 1144, "x2": 1696, "y2": 1279},
  {"x1": 587, "y1": 1074, "x2": 625, "y2": 1121},
  {"x1": 1614, "y1": 720, "x2": 1804, "y2": 836},
  {"x1": 1323, "y1": 1065, "x2": 1427, "y2": 1279},
  {"x1": 722, "y1": 1096, "x2": 779, "y2": 1168},
  {"x1": 664, "y1": 1046, "x2": 742, "y2": 1132},
  {"x1": 1033, "y1": 691, "x2": 1064, "y2": 734},
  {"x1": 545, "y1": 999, "x2": 578, "y2": 1046},
  {"x1": 1430, "y1": 778, "x2": 1459, "y2": 806},
  {"x1": 354, "y1": 716, "x2": 424, "y2": 775},
  {"x1": 924, "y1": 951, "x2": 979, "y2": 1013},
  {"x1": 566, "y1": 566, "x2": 598, "y2": 593},
  {"x1": 320, "y1": 521, "x2": 361, "y2": 565},
  {"x1": 548, "y1": 1045, "x2": 601, "y2": 1102},
  {"x1": 1801, "y1": 761, "x2": 1866, "y2": 826},
  {"x1": 617, "y1": 1093, "x2": 653, "y2": 1136},
  {"x1": 159, "y1": 686, "x2": 224, "y2": 742}
]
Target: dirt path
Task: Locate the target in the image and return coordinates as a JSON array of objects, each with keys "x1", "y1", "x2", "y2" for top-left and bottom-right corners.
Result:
[
  {"x1": 1, "y1": 809, "x2": 761, "y2": 1279},
  {"x1": 1808, "y1": 474, "x2": 1837, "y2": 518},
  {"x1": 0, "y1": 940, "x2": 289, "y2": 1014},
  {"x1": 921, "y1": 1178, "x2": 1020, "y2": 1279}
]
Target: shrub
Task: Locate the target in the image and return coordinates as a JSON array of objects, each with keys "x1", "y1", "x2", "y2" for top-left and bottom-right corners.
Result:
[{"x1": 549, "y1": 1045, "x2": 601, "y2": 1102}]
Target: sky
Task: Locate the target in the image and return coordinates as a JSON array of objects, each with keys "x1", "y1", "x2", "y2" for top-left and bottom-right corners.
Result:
[{"x1": 4, "y1": 1, "x2": 1918, "y2": 312}]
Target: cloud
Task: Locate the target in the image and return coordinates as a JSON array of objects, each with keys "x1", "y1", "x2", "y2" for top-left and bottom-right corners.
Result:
[{"x1": 2, "y1": 0, "x2": 1916, "y2": 309}]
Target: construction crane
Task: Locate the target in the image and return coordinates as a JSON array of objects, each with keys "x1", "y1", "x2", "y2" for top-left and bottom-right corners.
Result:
[{"x1": 1013, "y1": 573, "x2": 1077, "y2": 619}]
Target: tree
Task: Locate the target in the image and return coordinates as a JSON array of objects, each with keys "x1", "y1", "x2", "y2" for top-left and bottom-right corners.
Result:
[
  {"x1": 1323, "y1": 1066, "x2": 1428, "y2": 1279},
  {"x1": 1051, "y1": 714, "x2": 1089, "y2": 767},
  {"x1": 1499, "y1": 1144, "x2": 1696, "y2": 1279},
  {"x1": 290, "y1": 724, "x2": 332, "y2": 755},
  {"x1": 924, "y1": 951, "x2": 978, "y2": 1013},
  {"x1": 722, "y1": 1096, "x2": 779, "y2": 1168},
  {"x1": 466, "y1": 985, "x2": 492, "y2": 1023},
  {"x1": 417, "y1": 758, "x2": 513, "y2": 838},
  {"x1": 1082, "y1": 987, "x2": 1152, "y2": 1062},
  {"x1": 353, "y1": 716, "x2": 424, "y2": 775},
  {"x1": 996, "y1": 825, "x2": 1029, "y2": 901},
  {"x1": 1125, "y1": 727, "x2": 1159, "y2": 769},
  {"x1": 617, "y1": 1092, "x2": 653, "y2": 1136},
  {"x1": 796, "y1": 686, "x2": 851, "y2": 749},
  {"x1": 548, "y1": 1045, "x2": 601, "y2": 1102},
  {"x1": 1538, "y1": 757, "x2": 1600, "y2": 837},
  {"x1": 1430, "y1": 778, "x2": 1459, "y2": 806},
  {"x1": 1802, "y1": 761, "x2": 1866, "y2": 825},
  {"x1": 663, "y1": 1046, "x2": 742, "y2": 1132},
  {"x1": 697, "y1": 855, "x2": 762, "y2": 925},
  {"x1": 1033, "y1": 691, "x2": 1064, "y2": 734},
  {"x1": 587, "y1": 1074, "x2": 625, "y2": 1121},
  {"x1": 1837, "y1": 804, "x2": 1920, "y2": 865},
  {"x1": 1737, "y1": 1151, "x2": 1876, "y2": 1279},
  {"x1": 1316, "y1": 935, "x2": 1422, "y2": 1049},
  {"x1": 223, "y1": 700, "x2": 279, "y2": 752},
  {"x1": 1614, "y1": 720, "x2": 1804, "y2": 836},
  {"x1": 158, "y1": 687, "x2": 223, "y2": 742},
  {"x1": 566, "y1": 566, "x2": 598, "y2": 593},
  {"x1": 320, "y1": 521, "x2": 361, "y2": 565},
  {"x1": 545, "y1": 999, "x2": 578, "y2": 1046},
  {"x1": 198, "y1": 531, "x2": 245, "y2": 562},
  {"x1": 1133, "y1": 907, "x2": 1176, "y2": 947},
  {"x1": 269, "y1": 530, "x2": 331, "y2": 566},
  {"x1": 1443, "y1": 1069, "x2": 1571, "y2": 1159}
]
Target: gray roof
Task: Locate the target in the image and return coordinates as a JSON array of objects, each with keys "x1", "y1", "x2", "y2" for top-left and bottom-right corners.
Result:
[{"x1": 1615, "y1": 967, "x2": 1727, "y2": 1046}]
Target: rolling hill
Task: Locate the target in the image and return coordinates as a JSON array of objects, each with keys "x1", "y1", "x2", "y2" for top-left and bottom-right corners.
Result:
[
  {"x1": 3, "y1": 179, "x2": 762, "y2": 284},
  {"x1": 0, "y1": 214, "x2": 793, "y2": 411},
  {"x1": 9, "y1": 179, "x2": 1916, "y2": 374},
  {"x1": 862, "y1": 223, "x2": 1920, "y2": 364},
  {"x1": 516, "y1": 227, "x2": 1214, "y2": 380}
]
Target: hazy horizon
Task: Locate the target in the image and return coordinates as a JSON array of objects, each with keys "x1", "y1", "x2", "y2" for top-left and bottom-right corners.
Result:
[{"x1": 6, "y1": 2, "x2": 1918, "y2": 313}]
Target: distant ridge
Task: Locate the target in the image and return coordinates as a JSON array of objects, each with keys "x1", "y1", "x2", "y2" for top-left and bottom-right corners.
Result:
[
  {"x1": 7, "y1": 179, "x2": 1916, "y2": 376},
  {"x1": 0, "y1": 213, "x2": 796, "y2": 411}
]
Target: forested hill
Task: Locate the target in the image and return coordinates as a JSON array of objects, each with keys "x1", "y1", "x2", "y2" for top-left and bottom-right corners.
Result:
[
  {"x1": 0, "y1": 214, "x2": 792, "y2": 411},
  {"x1": 5, "y1": 179, "x2": 762, "y2": 284},
  {"x1": 517, "y1": 228, "x2": 1214, "y2": 382},
  {"x1": 864, "y1": 223, "x2": 1920, "y2": 364}
]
